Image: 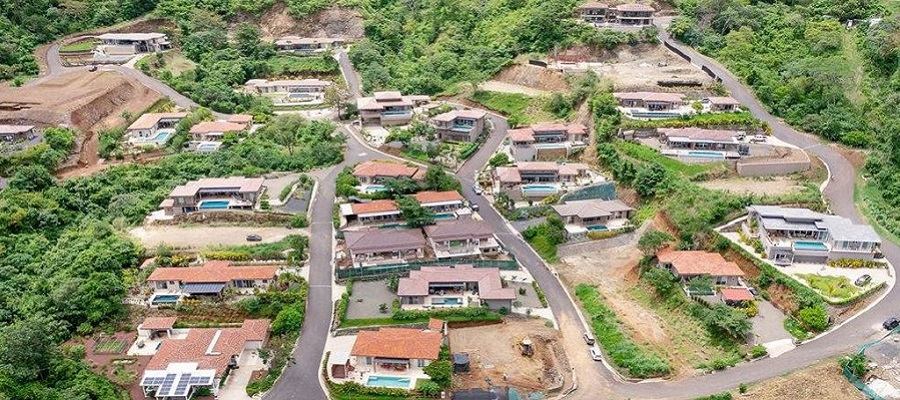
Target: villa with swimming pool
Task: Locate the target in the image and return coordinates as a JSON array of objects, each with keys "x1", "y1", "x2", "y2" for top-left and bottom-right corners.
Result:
[
  {"x1": 508, "y1": 122, "x2": 588, "y2": 162},
  {"x1": 346, "y1": 326, "x2": 443, "y2": 390},
  {"x1": 658, "y1": 128, "x2": 748, "y2": 160},
  {"x1": 493, "y1": 161, "x2": 597, "y2": 201},
  {"x1": 429, "y1": 108, "x2": 487, "y2": 142},
  {"x1": 397, "y1": 265, "x2": 515, "y2": 310},
  {"x1": 244, "y1": 78, "x2": 331, "y2": 105},
  {"x1": 551, "y1": 198, "x2": 635, "y2": 239},
  {"x1": 424, "y1": 220, "x2": 502, "y2": 259},
  {"x1": 159, "y1": 176, "x2": 265, "y2": 216},
  {"x1": 126, "y1": 112, "x2": 188, "y2": 146},
  {"x1": 745, "y1": 205, "x2": 882, "y2": 265},
  {"x1": 343, "y1": 228, "x2": 428, "y2": 267},
  {"x1": 146, "y1": 260, "x2": 278, "y2": 304},
  {"x1": 352, "y1": 160, "x2": 426, "y2": 187}
]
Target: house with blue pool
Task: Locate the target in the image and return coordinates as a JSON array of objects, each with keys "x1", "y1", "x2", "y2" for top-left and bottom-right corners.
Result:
[
  {"x1": 746, "y1": 205, "x2": 882, "y2": 265},
  {"x1": 126, "y1": 112, "x2": 188, "y2": 147},
  {"x1": 397, "y1": 265, "x2": 516, "y2": 310},
  {"x1": 508, "y1": 122, "x2": 588, "y2": 162},
  {"x1": 159, "y1": 176, "x2": 265, "y2": 216},
  {"x1": 346, "y1": 326, "x2": 444, "y2": 390},
  {"x1": 429, "y1": 108, "x2": 487, "y2": 142},
  {"x1": 551, "y1": 198, "x2": 635, "y2": 239}
]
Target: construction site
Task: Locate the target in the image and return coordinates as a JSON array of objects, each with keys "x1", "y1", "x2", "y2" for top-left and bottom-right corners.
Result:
[{"x1": 449, "y1": 318, "x2": 571, "y2": 396}]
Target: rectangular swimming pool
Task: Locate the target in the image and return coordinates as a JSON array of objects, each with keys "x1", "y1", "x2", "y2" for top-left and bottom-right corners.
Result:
[
  {"x1": 433, "y1": 213, "x2": 456, "y2": 220},
  {"x1": 365, "y1": 375, "x2": 411, "y2": 389},
  {"x1": 199, "y1": 200, "x2": 230, "y2": 210},
  {"x1": 686, "y1": 151, "x2": 725, "y2": 159},
  {"x1": 522, "y1": 184, "x2": 558, "y2": 191},
  {"x1": 794, "y1": 241, "x2": 828, "y2": 251},
  {"x1": 587, "y1": 225, "x2": 608, "y2": 232},
  {"x1": 431, "y1": 297, "x2": 462, "y2": 306},
  {"x1": 151, "y1": 294, "x2": 180, "y2": 305}
]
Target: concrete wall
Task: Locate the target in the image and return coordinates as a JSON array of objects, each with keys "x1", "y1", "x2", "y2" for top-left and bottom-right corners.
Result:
[
  {"x1": 483, "y1": 299, "x2": 512, "y2": 310},
  {"x1": 736, "y1": 160, "x2": 810, "y2": 177},
  {"x1": 829, "y1": 250, "x2": 876, "y2": 261}
]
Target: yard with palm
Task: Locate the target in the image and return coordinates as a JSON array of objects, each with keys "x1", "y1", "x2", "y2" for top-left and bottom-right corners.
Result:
[{"x1": 797, "y1": 274, "x2": 858, "y2": 300}]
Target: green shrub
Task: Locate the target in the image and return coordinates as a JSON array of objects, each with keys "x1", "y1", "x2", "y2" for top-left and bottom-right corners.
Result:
[
  {"x1": 417, "y1": 379, "x2": 442, "y2": 397},
  {"x1": 290, "y1": 214, "x2": 309, "y2": 228},
  {"x1": 423, "y1": 360, "x2": 452, "y2": 388},
  {"x1": 796, "y1": 305, "x2": 829, "y2": 332},
  {"x1": 841, "y1": 353, "x2": 869, "y2": 379},
  {"x1": 750, "y1": 345, "x2": 767, "y2": 359},
  {"x1": 532, "y1": 281, "x2": 548, "y2": 307},
  {"x1": 826, "y1": 258, "x2": 886, "y2": 269}
]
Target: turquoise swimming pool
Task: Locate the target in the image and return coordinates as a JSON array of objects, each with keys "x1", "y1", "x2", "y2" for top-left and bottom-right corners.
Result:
[
  {"x1": 433, "y1": 213, "x2": 456, "y2": 220},
  {"x1": 630, "y1": 111, "x2": 682, "y2": 119},
  {"x1": 199, "y1": 200, "x2": 230, "y2": 210},
  {"x1": 366, "y1": 375, "x2": 411, "y2": 389},
  {"x1": 451, "y1": 124, "x2": 474, "y2": 131},
  {"x1": 432, "y1": 297, "x2": 462, "y2": 306},
  {"x1": 587, "y1": 225, "x2": 608, "y2": 231},
  {"x1": 149, "y1": 131, "x2": 173, "y2": 144},
  {"x1": 794, "y1": 241, "x2": 828, "y2": 251},
  {"x1": 522, "y1": 184, "x2": 558, "y2": 191},
  {"x1": 365, "y1": 185, "x2": 388, "y2": 193},
  {"x1": 686, "y1": 151, "x2": 725, "y2": 158},
  {"x1": 151, "y1": 294, "x2": 180, "y2": 305}
]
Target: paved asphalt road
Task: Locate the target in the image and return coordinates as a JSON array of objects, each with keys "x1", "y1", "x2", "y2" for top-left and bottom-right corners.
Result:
[{"x1": 335, "y1": 50, "x2": 362, "y2": 99}]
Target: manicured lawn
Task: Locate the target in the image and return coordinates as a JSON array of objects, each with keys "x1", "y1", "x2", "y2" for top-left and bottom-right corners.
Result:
[
  {"x1": 60, "y1": 40, "x2": 97, "y2": 52},
  {"x1": 467, "y1": 90, "x2": 552, "y2": 126},
  {"x1": 796, "y1": 274, "x2": 858, "y2": 300},
  {"x1": 615, "y1": 141, "x2": 729, "y2": 177}
]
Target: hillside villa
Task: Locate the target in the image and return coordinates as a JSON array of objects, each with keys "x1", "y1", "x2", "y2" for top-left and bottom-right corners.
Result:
[
  {"x1": 551, "y1": 198, "x2": 635, "y2": 238},
  {"x1": 357, "y1": 91, "x2": 430, "y2": 126},
  {"x1": 657, "y1": 128, "x2": 747, "y2": 159},
  {"x1": 97, "y1": 32, "x2": 170, "y2": 55},
  {"x1": 348, "y1": 327, "x2": 443, "y2": 390},
  {"x1": 578, "y1": 2, "x2": 655, "y2": 27},
  {"x1": 745, "y1": 205, "x2": 882, "y2": 265},
  {"x1": 244, "y1": 79, "x2": 331, "y2": 104},
  {"x1": 187, "y1": 115, "x2": 252, "y2": 152},
  {"x1": 429, "y1": 109, "x2": 487, "y2": 142},
  {"x1": 706, "y1": 96, "x2": 741, "y2": 112},
  {"x1": 613, "y1": 91, "x2": 688, "y2": 118},
  {"x1": 343, "y1": 229, "x2": 428, "y2": 267},
  {"x1": 493, "y1": 161, "x2": 593, "y2": 200},
  {"x1": 508, "y1": 122, "x2": 588, "y2": 162},
  {"x1": 0, "y1": 125, "x2": 36, "y2": 143},
  {"x1": 158, "y1": 176, "x2": 265, "y2": 216},
  {"x1": 397, "y1": 265, "x2": 516, "y2": 310},
  {"x1": 274, "y1": 37, "x2": 345, "y2": 53},
  {"x1": 412, "y1": 190, "x2": 467, "y2": 215},
  {"x1": 657, "y1": 249, "x2": 746, "y2": 287},
  {"x1": 137, "y1": 318, "x2": 270, "y2": 399},
  {"x1": 351, "y1": 160, "x2": 426, "y2": 192},
  {"x1": 126, "y1": 112, "x2": 188, "y2": 146},
  {"x1": 146, "y1": 260, "x2": 278, "y2": 302},
  {"x1": 424, "y1": 220, "x2": 501, "y2": 259},
  {"x1": 340, "y1": 200, "x2": 402, "y2": 226}
]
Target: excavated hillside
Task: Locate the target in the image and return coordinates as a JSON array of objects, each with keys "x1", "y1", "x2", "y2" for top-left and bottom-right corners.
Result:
[{"x1": 235, "y1": 4, "x2": 365, "y2": 40}]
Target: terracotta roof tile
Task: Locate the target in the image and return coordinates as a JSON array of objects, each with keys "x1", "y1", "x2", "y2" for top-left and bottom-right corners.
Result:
[
  {"x1": 397, "y1": 265, "x2": 515, "y2": 300},
  {"x1": 352, "y1": 161, "x2": 421, "y2": 179},
  {"x1": 657, "y1": 250, "x2": 745, "y2": 277},
  {"x1": 147, "y1": 261, "x2": 278, "y2": 283},
  {"x1": 508, "y1": 128, "x2": 535, "y2": 142},
  {"x1": 189, "y1": 121, "x2": 247, "y2": 134},
  {"x1": 140, "y1": 317, "x2": 177, "y2": 331},
  {"x1": 720, "y1": 287, "x2": 754, "y2": 302},
  {"x1": 427, "y1": 318, "x2": 445, "y2": 331},
  {"x1": 351, "y1": 328, "x2": 442, "y2": 360},
  {"x1": 350, "y1": 200, "x2": 399, "y2": 215},
  {"x1": 146, "y1": 320, "x2": 270, "y2": 376},
  {"x1": 412, "y1": 191, "x2": 464, "y2": 205}
]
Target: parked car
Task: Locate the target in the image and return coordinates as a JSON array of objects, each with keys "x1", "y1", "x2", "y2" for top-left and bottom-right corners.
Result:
[
  {"x1": 582, "y1": 332, "x2": 595, "y2": 345},
  {"x1": 589, "y1": 346, "x2": 602, "y2": 361},
  {"x1": 750, "y1": 134, "x2": 767, "y2": 143},
  {"x1": 471, "y1": 203, "x2": 479, "y2": 211},
  {"x1": 884, "y1": 317, "x2": 900, "y2": 331},
  {"x1": 246, "y1": 234, "x2": 263, "y2": 242},
  {"x1": 87, "y1": 65, "x2": 98, "y2": 72},
  {"x1": 700, "y1": 97, "x2": 710, "y2": 103},
  {"x1": 473, "y1": 185, "x2": 483, "y2": 195},
  {"x1": 855, "y1": 274, "x2": 872, "y2": 287},
  {"x1": 748, "y1": 287, "x2": 760, "y2": 297}
]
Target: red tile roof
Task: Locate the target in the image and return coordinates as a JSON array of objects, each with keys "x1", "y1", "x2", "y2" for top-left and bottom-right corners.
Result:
[
  {"x1": 353, "y1": 160, "x2": 421, "y2": 179},
  {"x1": 507, "y1": 128, "x2": 535, "y2": 142},
  {"x1": 720, "y1": 287, "x2": 754, "y2": 302},
  {"x1": 412, "y1": 190, "x2": 463, "y2": 205},
  {"x1": 351, "y1": 328, "x2": 442, "y2": 360},
  {"x1": 707, "y1": 96, "x2": 740, "y2": 106},
  {"x1": 397, "y1": 265, "x2": 516, "y2": 300},
  {"x1": 146, "y1": 319, "x2": 270, "y2": 375},
  {"x1": 427, "y1": 318, "x2": 445, "y2": 331},
  {"x1": 147, "y1": 261, "x2": 278, "y2": 283},
  {"x1": 350, "y1": 199, "x2": 399, "y2": 215},
  {"x1": 140, "y1": 317, "x2": 177, "y2": 331},
  {"x1": 657, "y1": 249, "x2": 745, "y2": 277},
  {"x1": 189, "y1": 121, "x2": 247, "y2": 134}
]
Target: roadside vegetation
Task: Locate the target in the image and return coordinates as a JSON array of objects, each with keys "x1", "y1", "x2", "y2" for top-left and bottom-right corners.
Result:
[
  {"x1": 467, "y1": 90, "x2": 553, "y2": 128},
  {"x1": 669, "y1": 0, "x2": 900, "y2": 240}
]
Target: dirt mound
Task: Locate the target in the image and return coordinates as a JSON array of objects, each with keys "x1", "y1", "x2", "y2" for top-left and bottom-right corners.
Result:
[
  {"x1": 241, "y1": 4, "x2": 364, "y2": 40},
  {"x1": 492, "y1": 64, "x2": 570, "y2": 92}
]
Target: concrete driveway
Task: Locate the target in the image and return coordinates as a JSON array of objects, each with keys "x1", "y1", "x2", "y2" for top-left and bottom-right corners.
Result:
[{"x1": 753, "y1": 300, "x2": 791, "y2": 344}]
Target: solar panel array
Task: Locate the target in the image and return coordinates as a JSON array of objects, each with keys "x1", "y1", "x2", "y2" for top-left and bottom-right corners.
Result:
[{"x1": 141, "y1": 369, "x2": 216, "y2": 398}]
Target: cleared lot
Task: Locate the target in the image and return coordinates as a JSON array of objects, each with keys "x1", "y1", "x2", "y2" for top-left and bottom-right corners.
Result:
[{"x1": 129, "y1": 225, "x2": 305, "y2": 249}]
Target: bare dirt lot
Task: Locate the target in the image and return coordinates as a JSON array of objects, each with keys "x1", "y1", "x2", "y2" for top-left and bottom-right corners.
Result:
[
  {"x1": 483, "y1": 64, "x2": 572, "y2": 95},
  {"x1": 450, "y1": 318, "x2": 570, "y2": 394},
  {"x1": 555, "y1": 44, "x2": 713, "y2": 90},
  {"x1": 0, "y1": 70, "x2": 161, "y2": 174},
  {"x1": 699, "y1": 177, "x2": 805, "y2": 196},
  {"x1": 244, "y1": 5, "x2": 364, "y2": 40},
  {"x1": 741, "y1": 359, "x2": 864, "y2": 400},
  {"x1": 129, "y1": 225, "x2": 307, "y2": 249}
]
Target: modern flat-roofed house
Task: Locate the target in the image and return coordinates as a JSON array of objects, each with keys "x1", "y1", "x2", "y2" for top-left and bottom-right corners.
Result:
[
  {"x1": 350, "y1": 327, "x2": 442, "y2": 385},
  {"x1": 344, "y1": 229, "x2": 427, "y2": 266},
  {"x1": 493, "y1": 162, "x2": 591, "y2": 199},
  {"x1": 139, "y1": 319, "x2": 270, "y2": 399},
  {"x1": 352, "y1": 160, "x2": 425, "y2": 185},
  {"x1": 147, "y1": 260, "x2": 278, "y2": 297},
  {"x1": 509, "y1": 122, "x2": 587, "y2": 161},
  {"x1": 126, "y1": 112, "x2": 188, "y2": 142},
  {"x1": 707, "y1": 96, "x2": 741, "y2": 112},
  {"x1": 397, "y1": 265, "x2": 516, "y2": 310},
  {"x1": 0, "y1": 125, "x2": 36, "y2": 142},
  {"x1": 245, "y1": 79, "x2": 331, "y2": 103},
  {"x1": 340, "y1": 199, "x2": 402, "y2": 226},
  {"x1": 613, "y1": 92, "x2": 685, "y2": 111},
  {"x1": 357, "y1": 91, "x2": 430, "y2": 126},
  {"x1": 552, "y1": 199, "x2": 634, "y2": 237},
  {"x1": 159, "y1": 177, "x2": 265, "y2": 215},
  {"x1": 610, "y1": 3, "x2": 654, "y2": 26},
  {"x1": 274, "y1": 37, "x2": 344, "y2": 53},
  {"x1": 579, "y1": 2, "x2": 610, "y2": 23},
  {"x1": 657, "y1": 249, "x2": 745, "y2": 286},
  {"x1": 658, "y1": 128, "x2": 744, "y2": 156},
  {"x1": 424, "y1": 220, "x2": 501, "y2": 259},
  {"x1": 412, "y1": 191, "x2": 465, "y2": 214},
  {"x1": 430, "y1": 109, "x2": 487, "y2": 142},
  {"x1": 97, "y1": 32, "x2": 170, "y2": 54},
  {"x1": 746, "y1": 205, "x2": 882, "y2": 264},
  {"x1": 189, "y1": 121, "x2": 247, "y2": 142}
]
